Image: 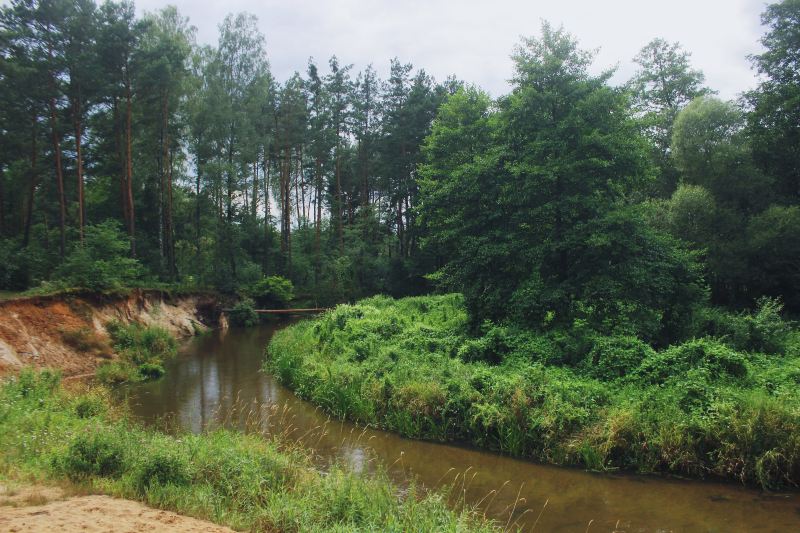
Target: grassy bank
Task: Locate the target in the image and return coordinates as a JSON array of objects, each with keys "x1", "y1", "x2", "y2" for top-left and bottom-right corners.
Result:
[
  {"x1": 0, "y1": 370, "x2": 498, "y2": 532},
  {"x1": 95, "y1": 322, "x2": 178, "y2": 383},
  {"x1": 266, "y1": 294, "x2": 800, "y2": 489}
]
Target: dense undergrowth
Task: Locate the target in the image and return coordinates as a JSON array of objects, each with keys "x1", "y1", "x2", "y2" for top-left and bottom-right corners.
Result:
[
  {"x1": 0, "y1": 370, "x2": 498, "y2": 532},
  {"x1": 95, "y1": 322, "x2": 178, "y2": 384},
  {"x1": 266, "y1": 294, "x2": 800, "y2": 489}
]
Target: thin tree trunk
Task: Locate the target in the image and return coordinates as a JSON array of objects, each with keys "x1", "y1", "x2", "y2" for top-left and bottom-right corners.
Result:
[
  {"x1": 72, "y1": 91, "x2": 85, "y2": 242},
  {"x1": 263, "y1": 153, "x2": 271, "y2": 273},
  {"x1": 196, "y1": 152, "x2": 202, "y2": 269},
  {"x1": 48, "y1": 93, "x2": 67, "y2": 259},
  {"x1": 125, "y1": 78, "x2": 136, "y2": 257},
  {"x1": 251, "y1": 159, "x2": 258, "y2": 219},
  {"x1": 396, "y1": 197, "x2": 404, "y2": 258},
  {"x1": 293, "y1": 148, "x2": 301, "y2": 230},
  {"x1": 0, "y1": 165, "x2": 5, "y2": 237},
  {"x1": 335, "y1": 147, "x2": 343, "y2": 253},
  {"x1": 166, "y1": 146, "x2": 176, "y2": 278},
  {"x1": 115, "y1": 97, "x2": 129, "y2": 232},
  {"x1": 23, "y1": 114, "x2": 38, "y2": 247}
]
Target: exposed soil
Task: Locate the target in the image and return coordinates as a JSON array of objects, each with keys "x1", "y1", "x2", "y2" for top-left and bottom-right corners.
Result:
[
  {"x1": 0, "y1": 484, "x2": 234, "y2": 532},
  {"x1": 0, "y1": 290, "x2": 221, "y2": 377}
]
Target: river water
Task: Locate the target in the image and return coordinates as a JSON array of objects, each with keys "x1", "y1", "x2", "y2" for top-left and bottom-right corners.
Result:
[{"x1": 121, "y1": 323, "x2": 800, "y2": 532}]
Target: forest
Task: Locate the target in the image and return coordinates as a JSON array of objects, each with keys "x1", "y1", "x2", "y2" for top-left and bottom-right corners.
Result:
[
  {"x1": 1, "y1": 0, "x2": 800, "y2": 495},
  {"x1": 0, "y1": 0, "x2": 800, "y2": 531},
  {"x1": 1, "y1": 0, "x2": 799, "y2": 321}
]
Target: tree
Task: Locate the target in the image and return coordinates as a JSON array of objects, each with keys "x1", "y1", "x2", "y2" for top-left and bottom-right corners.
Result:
[
  {"x1": 421, "y1": 24, "x2": 703, "y2": 341},
  {"x1": 629, "y1": 38, "x2": 711, "y2": 196},
  {"x1": 134, "y1": 6, "x2": 194, "y2": 279},
  {"x1": 745, "y1": 0, "x2": 800, "y2": 201},
  {"x1": 324, "y1": 56, "x2": 352, "y2": 253},
  {"x1": 672, "y1": 96, "x2": 772, "y2": 213}
]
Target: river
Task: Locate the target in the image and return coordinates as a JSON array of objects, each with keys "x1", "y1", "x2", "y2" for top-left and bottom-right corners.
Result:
[{"x1": 121, "y1": 323, "x2": 800, "y2": 532}]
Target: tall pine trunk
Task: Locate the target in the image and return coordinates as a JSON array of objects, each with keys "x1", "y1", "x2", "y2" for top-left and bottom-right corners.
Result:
[
  {"x1": 48, "y1": 93, "x2": 66, "y2": 259},
  {"x1": 125, "y1": 79, "x2": 136, "y2": 257},
  {"x1": 23, "y1": 114, "x2": 38, "y2": 247},
  {"x1": 72, "y1": 91, "x2": 85, "y2": 242}
]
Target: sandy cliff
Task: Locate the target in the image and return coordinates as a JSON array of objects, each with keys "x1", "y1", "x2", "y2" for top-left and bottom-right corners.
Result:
[{"x1": 0, "y1": 290, "x2": 220, "y2": 376}]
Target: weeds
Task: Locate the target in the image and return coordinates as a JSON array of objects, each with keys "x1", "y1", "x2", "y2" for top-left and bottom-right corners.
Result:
[
  {"x1": 266, "y1": 294, "x2": 800, "y2": 489},
  {"x1": 0, "y1": 370, "x2": 500, "y2": 532},
  {"x1": 95, "y1": 321, "x2": 177, "y2": 384}
]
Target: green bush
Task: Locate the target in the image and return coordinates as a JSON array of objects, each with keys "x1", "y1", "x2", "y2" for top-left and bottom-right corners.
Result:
[
  {"x1": 96, "y1": 321, "x2": 177, "y2": 384},
  {"x1": 695, "y1": 297, "x2": 793, "y2": 354},
  {"x1": 53, "y1": 220, "x2": 144, "y2": 291},
  {"x1": 246, "y1": 275, "x2": 294, "y2": 309},
  {"x1": 134, "y1": 450, "x2": 189, "y2": 491},
  {"x1": 228, "y1": 297, "x2": 259, "y2": 327},
  {"x1": 584, "y1": 335, "x2": 655, "y2": 380},
  {"x1": 56, "y1": 431, "x2": 126, "y2": 480},
  {"x1": 138, "y1": 362, "x2": 165, "y2": 379}
]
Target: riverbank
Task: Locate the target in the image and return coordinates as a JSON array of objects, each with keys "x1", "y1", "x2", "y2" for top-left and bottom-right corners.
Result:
[
  {"x1": 265, "y1": 294, "x2": 800, "y2": 489},
  {"x1": 0, "y1": 370, "x2": 499, "y2": 532},
  {"x1": 0, "y1": 289, "x2": 220, "y2": 377}
]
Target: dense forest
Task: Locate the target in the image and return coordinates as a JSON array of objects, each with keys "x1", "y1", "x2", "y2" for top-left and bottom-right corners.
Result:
[
  {"x1": 2, "y1": 0, "x2": 800, "y2": 527},
  {"x1": 1, "y1": 0, "x2": 799, "y2": 328}
]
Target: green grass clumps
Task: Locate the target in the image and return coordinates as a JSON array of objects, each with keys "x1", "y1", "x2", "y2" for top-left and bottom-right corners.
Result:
[
  {"x1": 0, "y1": 370, "x2": 499, "y2": 532},
  {"x1": 95, "y1": 321, "x2": 177, "y2": 384},
  {"x1": 265, "y1": 294, "x2": 800, "y2": 489}
]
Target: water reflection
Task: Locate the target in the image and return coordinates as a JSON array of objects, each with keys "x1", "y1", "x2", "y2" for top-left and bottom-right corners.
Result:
[{"x1": 122, "y1": 324, "x2": 800, "y2": 532}]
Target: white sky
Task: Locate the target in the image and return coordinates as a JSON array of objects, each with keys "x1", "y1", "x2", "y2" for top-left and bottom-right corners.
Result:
[{"x1": 136, "y1": 0, "x2": 768, "y2": 101}]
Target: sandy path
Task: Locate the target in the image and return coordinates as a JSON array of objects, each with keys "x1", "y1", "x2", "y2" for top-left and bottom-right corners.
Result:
[{"x1": 0, "y1": 485, "x2": 235, "y2": 533}]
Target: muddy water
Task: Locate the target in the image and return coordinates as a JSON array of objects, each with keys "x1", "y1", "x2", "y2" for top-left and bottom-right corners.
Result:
[{"x1": 123, "y1": 324, "x2": 800, "y2": 532}]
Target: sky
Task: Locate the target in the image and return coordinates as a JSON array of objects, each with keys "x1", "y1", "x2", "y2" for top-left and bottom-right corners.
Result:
[{"x1": 135, "y1": 0, "x2": 769, "y2": 101}]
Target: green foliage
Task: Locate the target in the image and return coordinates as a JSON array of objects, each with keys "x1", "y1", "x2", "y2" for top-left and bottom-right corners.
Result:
[
  {"x1": 745, "y1": 0, "x2": 800, "y2": 202},
  {"x1": 0, "y1": 371, "x2": 498, "y2": 532},
  {"x1": 694, "y1": 297, "x2": 793, "y2": 354},
  {"x1": 228, "y1": 297, "x2": 259, "y2": 327},
  {"x1": 421, "y1": 25, "x2": 704, "y2": 343},
  {"x1": 246, "y1": 275, "x2": 294, "y2": 308},
  {"x1": 53, "y1": 221, "x2": 144, "y2": 291},
  {"x1": 56, "y1": 430, "x2": 126, "y2": 480},
  {"x1": 96, "y1": 321, "x2": 177, "y2": 384},
  {"x1": 267, "y1": 295, "x2": 800, "y2": 488},
  {"x1": 134, "y1": 449, "x2": 190, "y2": 491}
]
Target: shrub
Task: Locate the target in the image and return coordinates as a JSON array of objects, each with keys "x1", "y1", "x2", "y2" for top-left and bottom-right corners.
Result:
[
  {"x1": 53, "y1": 220, "x2": 144, "y2": 291},
  {"x1": 247, "y1": 275, "x2": 294, "y2": 309},
  {"x1": 73, "y1": 393, "x2": 106, "y2": 419},
  {"x1": 96, "y1": 322, "x2": 177, "y2": 383},
  {"x1": 134, "y1": 450, "x2": 189, "y2": 491},
  {"x1": 695, "y1": 298, "x2": 792, "y2": 354},
  {"x1": 56, "y1": 431, "x2": 125, "y2": 480},
  {"x1": 633, "y1": 338, "x2": 748, "y2": 385},
  {"x1": 228, "y1": 298, "x2": 259, "y2": 327},
  {"x1": 584, "y1": 335, "x2": 655, "y2": 381},
  {"x1": 138, "y1": 362, "x2": 165, "y2": 379}
]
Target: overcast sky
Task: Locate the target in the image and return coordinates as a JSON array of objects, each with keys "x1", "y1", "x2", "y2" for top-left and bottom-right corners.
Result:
[{"x1": 135, "y1": 0, "x2": 769, "y2": 101}]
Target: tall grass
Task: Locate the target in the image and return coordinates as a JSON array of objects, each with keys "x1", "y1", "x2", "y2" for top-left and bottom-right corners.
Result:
[
  {"x1": 0, "y1": 370, "x2": 500, "y2": 532},
  {"x1": 265, "y1": 294, "x2": 800, "y2": 489}
]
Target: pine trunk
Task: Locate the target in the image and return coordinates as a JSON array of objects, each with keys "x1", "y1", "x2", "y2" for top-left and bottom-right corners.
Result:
[
  {"x1": 73, "y1": 93, "x2": 84, "y2": 242},
  {"x1": 48, "y1": 94, "x2": 67, "y2": 259},
  {"x1": 125, "y1": 80, "x2": 136, "y2": 257}
]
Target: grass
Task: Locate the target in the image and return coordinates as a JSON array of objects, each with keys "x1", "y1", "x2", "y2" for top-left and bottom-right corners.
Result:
[
  {"x1": 265, "y1": 294, "x2": 800, "y2": 489},
  {"x1": 0, "y1": 369, "x2": 500, "y2": 532},
  {"x1": 95, "y1": 322, "x2": 177, "y2": 384}
]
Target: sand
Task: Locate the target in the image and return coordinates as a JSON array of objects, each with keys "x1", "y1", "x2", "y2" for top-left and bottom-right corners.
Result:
[{"x1": 0, "y1": 484, "x2": 235, "y2": 533}]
